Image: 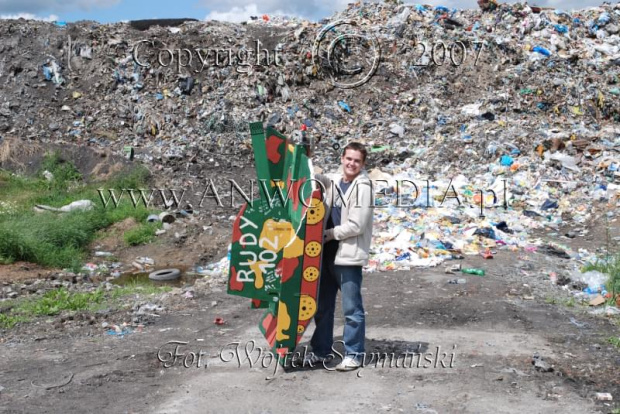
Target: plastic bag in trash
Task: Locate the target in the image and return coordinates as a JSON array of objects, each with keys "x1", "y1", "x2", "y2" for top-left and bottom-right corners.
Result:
[
  {"x1": 575, "y1": 270, "x2": 609, "y2": 292},
  {"x1": 473, "y1": 227, "x2": 497, "y2": 239},
  {"x1": 532, "y1": 46, "x2": 551, "y2": 56},
  {"x1": 541, "y1": 199, "x2": 559, "y2": 210}
]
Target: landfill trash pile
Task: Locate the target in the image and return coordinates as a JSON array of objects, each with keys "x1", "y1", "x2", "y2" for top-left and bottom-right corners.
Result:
[{"x1": 0, "y1": 3, "x2": 619, "y2": 301}]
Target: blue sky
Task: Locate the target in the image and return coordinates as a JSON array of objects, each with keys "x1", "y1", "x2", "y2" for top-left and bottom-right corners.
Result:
[{"x1": 0, "y1": 0, "x2": 610, "y2": 23}]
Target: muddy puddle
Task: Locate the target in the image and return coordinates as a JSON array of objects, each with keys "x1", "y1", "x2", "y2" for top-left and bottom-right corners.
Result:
[{"x1": 109, "y1": 266, "x2": 201, "y2": 287}]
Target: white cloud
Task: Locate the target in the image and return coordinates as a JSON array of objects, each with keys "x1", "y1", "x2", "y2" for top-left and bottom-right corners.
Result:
[
  {"x1": 201, "y1": 0, "x2": 354, "y2": 22},
  {"x1": 205, "y1": 4, "x2": 260, "y2": 23},
  {"x1": 204, "y1": 3, "x2": 299, "y2": 23},
  {"x1": 0, "y1": 0, "x2": 120, "y2": 14},
  {"x1": 0, "y1": 12, "x2": 58, "y2": 21}
]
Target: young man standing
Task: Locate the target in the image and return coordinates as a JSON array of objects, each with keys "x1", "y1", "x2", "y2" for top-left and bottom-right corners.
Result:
[{"x1": 307, "y1": 142, "x2": 374, "y2": 371}]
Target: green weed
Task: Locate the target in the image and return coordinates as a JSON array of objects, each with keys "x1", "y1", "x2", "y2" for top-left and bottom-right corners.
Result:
[
  {"x1": 564, "y1": 297, "x2": 576, "y2": 307},
  {"x1": 15, "y1": 287, "x2": 105, "y2": 316},
  {"x1": 124, "y1": 222, "x2": 162, "y2": 246},
  {"x1": 0, "y1": 313, "x2": 26, "y2": 329},
  {"x1": 545, "y1": 296, "x2": 558, "y2": 305},
  {"x1": 110, "y1": 280, "x2": 172, "y2": 298},
  {"x1": 39, "y1": 151, "x2": 82, "y2": 191},
  {"x1": 545, "y1": 296, "x2": 579, "y2": 307},
  {"x1": 0, "y1": 165, "x2": 158, "y2": 269}
]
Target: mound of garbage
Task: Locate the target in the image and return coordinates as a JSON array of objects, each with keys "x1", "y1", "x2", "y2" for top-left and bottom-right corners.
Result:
[{"x1": 0, "y1": 2, "x2": 618, "y2": 294}]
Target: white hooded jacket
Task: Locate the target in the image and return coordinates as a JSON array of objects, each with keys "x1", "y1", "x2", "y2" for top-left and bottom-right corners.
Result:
[{"x1": 316, "y1": 171, "x2": 374, "y2": 266}]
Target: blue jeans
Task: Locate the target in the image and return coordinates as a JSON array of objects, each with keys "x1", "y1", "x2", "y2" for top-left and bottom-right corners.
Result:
[{"x1": 310, "y1": 241, "x2": 365, "y2": 359}]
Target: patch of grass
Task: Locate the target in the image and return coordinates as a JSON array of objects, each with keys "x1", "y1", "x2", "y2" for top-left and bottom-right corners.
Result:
[
  {"x1": 1, "y1": 281, "x2": 171, "y2": 330},
  {"x1": 106, "y1": 166, "x2": 151, "y2": 190},
  {"x1": 0, "y1": 165, "x2": 159, "y2": 270},
  {"x1": 545, "y1": 296, "x2": 558, "y2": 305},
  {"x1": 0, "y1": 313, "x2": 27, "y2": 329},
  {"x1": 102, "y1": 202, "x2": 151, "y2": 223},
  {"x1": 608, "y1": 336, "x2": 620, "y2": 349},
  {"x1": 124, "y1": 222, "x2": 162, "y2": 246},
  {"x1": 16, "y1": 287, "x2": 105, "y2": 316},
  {"x1": 0, "y1": 171, "x2": 48, "y2": 212},
  {"x1": 39, "y1": 151, "x2": 82, "y2": 192},
  {"x1": 1, "y1": 287, "x2": 105, "y2": 328},
  {"x1": 545, "y1": 296, "x2": 578, "y2": 307},
  {"x1": 110, "y1": 280, "x2": 172, "y2": 298},
  {"x1": 0, "y1": 210, "x2": 109, "y2": 271}
]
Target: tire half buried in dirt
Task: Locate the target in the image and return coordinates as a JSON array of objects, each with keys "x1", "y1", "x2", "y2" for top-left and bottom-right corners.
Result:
[{"x1": 148, "y1": 268, "x2": 181, "y2": 281}]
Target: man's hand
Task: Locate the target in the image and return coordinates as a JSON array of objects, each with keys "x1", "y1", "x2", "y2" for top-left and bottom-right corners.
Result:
[{"x1": 324, "y1": 228, "x2": 335, "y2": 242}]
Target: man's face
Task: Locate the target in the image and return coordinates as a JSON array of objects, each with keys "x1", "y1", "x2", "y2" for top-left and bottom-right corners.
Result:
[{"x1": 341, "y1": 149, "x2": 365, "y2": 182}]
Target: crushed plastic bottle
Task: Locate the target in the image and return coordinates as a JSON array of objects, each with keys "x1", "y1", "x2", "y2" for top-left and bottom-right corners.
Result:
[
  {"x1": 532, "y1": 46, "x2": 551, "y2": 56},
  {"x1": 462, "y1": 268, "x2": 485, "y2": 276}
]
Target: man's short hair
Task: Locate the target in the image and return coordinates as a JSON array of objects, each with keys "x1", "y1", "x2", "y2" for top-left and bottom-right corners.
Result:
[{"x1": 342, "y1": 142, "x2": 368, "y2": 162}]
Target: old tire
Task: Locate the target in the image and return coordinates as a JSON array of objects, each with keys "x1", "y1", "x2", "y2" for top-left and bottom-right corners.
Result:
[{"x1": 148, "y1": 268, "x2": 181, "y2": 281}]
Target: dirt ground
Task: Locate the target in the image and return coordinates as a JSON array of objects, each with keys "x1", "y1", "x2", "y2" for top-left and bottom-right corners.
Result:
[{"x1": 1, "y1": 219, "x2": 620, "y2": 413}]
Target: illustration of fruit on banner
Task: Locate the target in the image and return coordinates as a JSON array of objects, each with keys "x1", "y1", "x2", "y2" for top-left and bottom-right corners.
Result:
[{"x1": 228, "y1": 122, "x2": 325, "y2": 362}]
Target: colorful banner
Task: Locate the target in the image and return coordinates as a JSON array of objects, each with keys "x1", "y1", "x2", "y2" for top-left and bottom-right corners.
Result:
[{"x1": 228, "y1": 122, "x2": 325, "y2": 363}]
